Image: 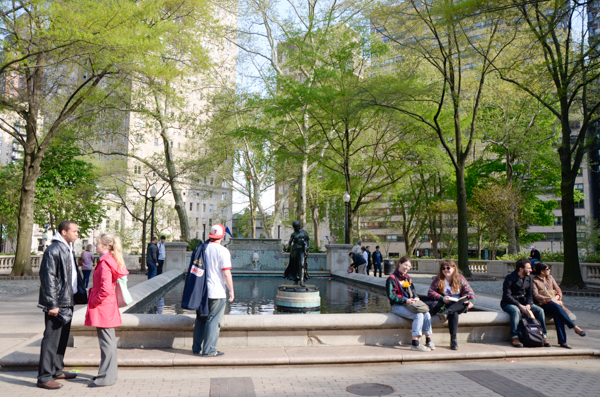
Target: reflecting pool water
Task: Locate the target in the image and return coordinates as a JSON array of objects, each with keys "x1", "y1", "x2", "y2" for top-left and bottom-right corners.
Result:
[{"x1": 133, "y1": 276, "x2": 391, "y2": 315}]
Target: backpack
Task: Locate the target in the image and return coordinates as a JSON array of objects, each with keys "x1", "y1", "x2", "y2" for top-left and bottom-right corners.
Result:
[
  {"x1": 181, "y1": 239, "x2": 209, "y2": 316},
  {"x1": 519, "y1": 316, "x2": 544, "y2": 347}
]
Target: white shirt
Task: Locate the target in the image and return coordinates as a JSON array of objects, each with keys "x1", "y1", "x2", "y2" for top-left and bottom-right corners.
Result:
[
  {"x1": 444, "y1": 280, "x2": 460, "y2": 299},
  {"x1": 52, "y1": 232, "x2": 78, "y2": 294},
  {"x1": 362, "y1": 251, "x2": 368, "y2": 262},
  {"x1": 205, "y1": 241, "x2": 232, "y2": 299}
]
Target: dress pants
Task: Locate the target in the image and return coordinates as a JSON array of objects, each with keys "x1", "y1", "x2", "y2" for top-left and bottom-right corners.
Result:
[
  {"x1": 157, "y1": 259, "x2": 164, "y2": 275},
  {"x1": 93, "y1": 328, "x2": 118, "y2": 386},
  {"x1": 542, "y1": 302, "x2": 575, "y2": 344},
  {"x1": 38, "y1": 312, "x2": 71, "y2": 383}
]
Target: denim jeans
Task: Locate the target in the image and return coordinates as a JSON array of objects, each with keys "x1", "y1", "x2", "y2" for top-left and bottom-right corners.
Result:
[
  {"x1": 502, "y1": 303, "x2": 547, "y2": 338},
  {"x1": 373, "y1": 262, "x2": 382, "y2": 277},
  {"x1": 542, "y1": 302, "x2": 575, "y2": 344},
  {"x1": 392, "y1": 304, "x2": 432, "y2": 337},
  {"x1": 193, "y1": 298, "x2": 226, "y2": 355},
  {"x1": 147, "y1": 263, "x2": 157, "y2": 279},
  {"x1": 82, "y1": 270, "x2": 91, "y2": 289}
]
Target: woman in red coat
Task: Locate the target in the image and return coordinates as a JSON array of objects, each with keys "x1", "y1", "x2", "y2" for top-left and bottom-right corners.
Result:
[{"x1": 85, "y1": 233, "x2": 129, "y2": 387}]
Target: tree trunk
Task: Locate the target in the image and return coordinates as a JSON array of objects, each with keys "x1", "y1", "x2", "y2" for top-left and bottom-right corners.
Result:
[
  {"x1": 11, "y1": 167, "x2": 40, "y2": 275},
  {"x1": 311, "y1": 205, "x2": 320, "y2": 250},
  {"x1": 296, "y1": 156, "x2": 308, "y2": 227},
  {"x1": 559, "y1": 161, "x2": 585, "y2": 287},
  {"x1": 140, "y1": 217, "x2": 147, "y2": 272},
  {"x1": 455, "y1": 164, "x2": 471, "y2": 276},
  {"x1": 506, "y1": 214, "x2": 518, "y2": 254}
]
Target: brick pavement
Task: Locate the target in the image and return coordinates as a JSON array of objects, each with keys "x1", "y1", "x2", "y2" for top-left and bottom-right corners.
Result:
[{"x1": 1, "y1": 358, "x2": 599, "y2": 396}]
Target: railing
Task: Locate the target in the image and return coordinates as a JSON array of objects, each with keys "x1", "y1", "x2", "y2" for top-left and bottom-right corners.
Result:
[
  {"x1": 0, "y1": 254, "x2": 141, "y2": 274},
  {"x1": 403, "y1": 258, "x2": 600, "y2": 285}
]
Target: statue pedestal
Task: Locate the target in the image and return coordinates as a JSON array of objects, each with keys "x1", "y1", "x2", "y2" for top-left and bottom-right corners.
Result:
[{"x1": 275, "y1": 285, "x2": 320, "y2": 314}]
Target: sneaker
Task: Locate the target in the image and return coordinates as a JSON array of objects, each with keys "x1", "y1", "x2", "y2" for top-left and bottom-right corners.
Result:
[
  {"x1": 425, "y1": 341, "x2": 435, "y2": 350},
  {"x1": 437, "y1": 313, "x2": 447, "y2": 322},
  {"x1": 411, "y1": 344, "x2": 431, "y2": 352},
  {"x1": 202, "y1": 351, "x2": 225, "y2": 357}
]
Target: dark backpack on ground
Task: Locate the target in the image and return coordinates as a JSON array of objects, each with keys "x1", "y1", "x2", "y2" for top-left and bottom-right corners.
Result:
[{"x1": 519, "y1": 316, "x2": 544, "y2": 347}]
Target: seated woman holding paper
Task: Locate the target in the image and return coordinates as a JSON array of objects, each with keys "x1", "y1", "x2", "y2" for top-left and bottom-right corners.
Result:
[
  {"x1": 428, "y1": 260, "x2": 476, "y2": 350},
  {"x1": 532, "y1": 262, "x2": 586, "y2": 349}
]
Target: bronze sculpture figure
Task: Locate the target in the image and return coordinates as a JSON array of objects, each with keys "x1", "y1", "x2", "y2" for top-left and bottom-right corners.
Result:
[{"x1": 284, "y1": 221, "x2": 310, "y2": 286}]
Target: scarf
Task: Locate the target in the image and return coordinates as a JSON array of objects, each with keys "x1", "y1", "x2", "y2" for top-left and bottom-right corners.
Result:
[
  {"x1": 394, "y1": 268, "x2": 411, "y2": 282},
  {"x1": 392, "y1": 269, "x2": 412, "y2": 298}
]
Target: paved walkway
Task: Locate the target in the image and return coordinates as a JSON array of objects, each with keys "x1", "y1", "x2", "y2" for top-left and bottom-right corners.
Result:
[{"x1": 1, "y1": 358, "x2": 599, "y2": 396}]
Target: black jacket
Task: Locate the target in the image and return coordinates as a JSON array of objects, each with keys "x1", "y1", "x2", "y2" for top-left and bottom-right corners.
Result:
[
  {"x1": 146, "y1": 242, "x2": 158, "y2": 264},
  {"x1": 38, "y1": 240, "x2": 81, "y2": 309},
  {"x1": 351, "y1": 253, "x2": 366, "y2": 268},
  {"x1": 501, "y1": 270, "x2": 534, "y2": 308}
]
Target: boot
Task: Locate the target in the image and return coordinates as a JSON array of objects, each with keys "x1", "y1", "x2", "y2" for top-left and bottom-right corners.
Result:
[{"x1": 450, "y1": 336, "x2": 458, "y2": 350}]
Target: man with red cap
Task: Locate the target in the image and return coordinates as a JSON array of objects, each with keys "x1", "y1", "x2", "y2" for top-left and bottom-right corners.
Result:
[{"x1": 192, "y1": 224, "x2": 235, "y2": 357}]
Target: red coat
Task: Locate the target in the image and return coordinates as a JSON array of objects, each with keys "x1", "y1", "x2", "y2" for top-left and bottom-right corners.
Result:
[{"x1": 85, "y1": 253, "x2": 129, "y2": 328}]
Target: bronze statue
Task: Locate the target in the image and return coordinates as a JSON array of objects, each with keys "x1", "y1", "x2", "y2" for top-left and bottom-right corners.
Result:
[{"x1": 284, "y1": 221, "x2": 310, "y2": 286}]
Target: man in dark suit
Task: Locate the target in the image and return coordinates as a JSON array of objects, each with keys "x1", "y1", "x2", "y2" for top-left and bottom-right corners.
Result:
[{"x1": 37, "y1": 220, "x2": 82, "y2": 389}]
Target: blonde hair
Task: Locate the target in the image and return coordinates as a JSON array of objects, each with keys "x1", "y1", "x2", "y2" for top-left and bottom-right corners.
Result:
[
  {"x1": 86, "y1": 244, "x2": 93, "y2": 252},
  {"x1": 97, "y1": 233, "x2": 126, "y2": 270}
]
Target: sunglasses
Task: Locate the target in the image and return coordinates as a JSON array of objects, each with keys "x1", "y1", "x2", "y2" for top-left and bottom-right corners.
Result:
[{"x1": 442, "y1": 266, "x2": 454, "y2": 270}]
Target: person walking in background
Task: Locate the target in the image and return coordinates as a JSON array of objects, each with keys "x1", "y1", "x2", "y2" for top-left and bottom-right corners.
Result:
[
  {"x1": 146, "y1": 237, "x2": 159, "y2": 279},
  {"x1": 85, "y1": 233, "x2": 129, "y2": 387},
  {"x1": 501, "y1": 259, "x2": 550, "y2": 348},
  {"x1": 530, "y1": 246, "x2": 541, "y2": 266},
  {"x1": 157, "y1": 236, "x2": 166, "y2": 275},
  {"x1": 428, "y1": 260, "x2": 476, "y2": 350},
  {"x1": 361, "y1": 247, "x2": 368, "y2": 275},
  {"x1": 532, "y1": 262, "x2": 586, "y2": 349},
  {"x1": 37, "y1": 221, "x2": 83, "y2": 389},
  {"x1": 193, "y1": 224, "x2": 235, "y2": 357},
  {"x1": 352, "y1": 239, "x2": 362, "y2": 255},
  {"x1": 365, "y1": 246, "x2": 372, "y2": 276},
  {"x1": 80, "y1": 244, "x2": 94, "y2": 289},
  {"x1": 372, "y1": 246, "x2": 383, "y2": 278},
  {"x1": 387, "y1": 256, "x2": 434, "y2": 352}
]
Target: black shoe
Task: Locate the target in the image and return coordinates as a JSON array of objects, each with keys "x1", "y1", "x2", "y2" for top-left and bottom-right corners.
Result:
[
  {"x1": 451, "y1": 340, "x2": 458, "y2": 350},
  {"x1": 202, "y1": 351, "x2": 225, "y2": 357},
  {"x1": 560, "y1": 343, "x2": 572, "y2": 349},
  {"x1": 88, "y1": 383, "x2": 105, "y2": 388}
]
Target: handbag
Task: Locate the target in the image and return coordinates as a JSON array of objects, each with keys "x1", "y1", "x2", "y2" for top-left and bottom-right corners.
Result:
[
  {"x1": 406, "y1": 300, "x2": 430, "y2": 313},
  {"x1": 116, "y1": 276, "x2": 133, "y2": 308},
  {"x1": 347, "y1": 265, "x2": 354, "y2": 273}
]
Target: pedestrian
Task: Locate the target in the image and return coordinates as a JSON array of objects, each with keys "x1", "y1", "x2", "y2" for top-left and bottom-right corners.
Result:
[
  {"x1": 361, "y1": 247, "x2": 368, "y2": 275},
  {"x1": 366, "y1": 246, "x2": 372, "y2": 276},
  {"x1": 372, "y1": 246, "x2": 383, "y2": 278},
  {"x1": 351, "y1": 239, "x2": 362, "y2": 255},
  {"x1": 157, "y1": 236, "x2": 166, "y2": 275},
  {"x1": 387, "y1": 256, "x2": 434, "y2": 351},
  {"x1": 349, "y1": 252, "x2": 366, "y2": 273},
  {"x1": 529, "y1": 246, "x2": 541, "y2": 266},
  {"x1": 193, "y1": 224, "x2": 235, "y2": 357},
  {"x1": 37, "y1": 220, "x2": 84, "y2": 389},
  {"x1": 80, "y1": 244, "x2": 94, "y2": 289},
  {"x1": 501, "y1": 259, "x2": 550, "y2": 347},
  {"x1": 146, "y1": 236, "x2": 159, "y2": 279},
  {"x1": 85, "y1": 233, "x2": 129, "y2": 387},
  {"x1": 428, "y1": 260, "x2": 476, "y2": 350},
  {"x1": 532, "y1": 262, "x2": 586, "y2": 349}
]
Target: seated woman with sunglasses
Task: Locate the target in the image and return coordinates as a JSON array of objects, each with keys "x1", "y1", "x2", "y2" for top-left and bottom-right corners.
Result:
[
  {"x1": 427, "y1": 260, "x2": 476, "y2": 350},
  {"x1": 387, "y1": 256, "x2": 434, "y2": 352},
  {"x1": 532, "y1": 262, "x2": 586, "y2": 349}
]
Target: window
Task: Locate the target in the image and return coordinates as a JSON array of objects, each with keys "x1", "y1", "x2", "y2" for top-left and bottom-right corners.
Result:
[
  {"x1": 222, "y1": 207, "x2": 226, "y2": 214},
  {"x1": 209, "y1": 204, "x2": 213, "y2": 213},
  {"x1": 189, "y1": 202, "x2": 193, "y2": 211},
  {"x1": 196, "y1": 217, "x2": 199, "y2": 226},
  {"x1": 575, "y1": 183, "x2": 584, "y2": 192},
  {"x1": 210, "y1": 178, "x2": 214, "y2": 185},
  {"x1": 134, "y1": 165, "x2": 141, "y2": 174},
  {"x1": 554, "y1": 216, "x2": 563, "y2": 225},
  {"x1": 154, "y1": 138, "x2": 159, "y2": 146},
  {"x1": 575, "y1": 200, "x2": 584, "y2": 209},
  {"x1": 106, "y1": 219, "x2": 110, "y2": 228},
  {"x1": 197, "y1": 203, "x2": 200, "y2": 211},
  {"x1": 136, "y1": 134, "x2": 143, "y2": 143},
  {"x1": 209, "y1": 218, "x2": 212, "y2": 226},
  {"x1": 178, "y1": 142, "x2": 181, "y2": 149},
  {"x1": 209, "y1": 191, "x2": 213, "y2": 199},
  {"x1": 203, "y1": 204, "x2": 206, "y2": 212},
  {"x1": 221, "y1": 192, "x2": 227, "y2": 200},
  {"x1": 115, "y1": 220, "x2": 119, "y2": 230}
]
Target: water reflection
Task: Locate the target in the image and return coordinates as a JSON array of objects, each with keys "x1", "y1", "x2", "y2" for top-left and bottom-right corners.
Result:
[{"x1": 136, "y1": 276, "x2": 390, "y2": 315}]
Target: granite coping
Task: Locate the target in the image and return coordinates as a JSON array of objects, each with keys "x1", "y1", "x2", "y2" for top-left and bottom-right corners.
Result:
[{"x1": 1, "y1": 342, "x2": 598, "y2": 369}]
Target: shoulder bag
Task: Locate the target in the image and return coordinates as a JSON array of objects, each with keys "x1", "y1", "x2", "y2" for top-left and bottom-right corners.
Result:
[
  {"x1": 116, "y1": 275, "x2": 133, "y2": 308},
  {"x1": 390, "y1": 274, "x2": 429, "y2": 313}
]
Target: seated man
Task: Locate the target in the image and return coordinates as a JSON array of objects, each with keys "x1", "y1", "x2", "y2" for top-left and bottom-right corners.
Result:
[
  {"x1": 501, "y1": 258, "x2": 550, "y2": 347},
  {"x1": 349, "y1": 252, "x2": 367, "y2": 274}
]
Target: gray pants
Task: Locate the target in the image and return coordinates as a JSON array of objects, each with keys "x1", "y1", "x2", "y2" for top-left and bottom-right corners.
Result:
[{"x1": 93, "y1": 328, "x2": 118, "y2": 386}]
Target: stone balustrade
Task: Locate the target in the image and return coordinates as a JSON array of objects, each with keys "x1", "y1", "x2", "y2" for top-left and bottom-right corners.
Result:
[{"x1": 0, "y1": 253, "x2": 141, "y2": 274}]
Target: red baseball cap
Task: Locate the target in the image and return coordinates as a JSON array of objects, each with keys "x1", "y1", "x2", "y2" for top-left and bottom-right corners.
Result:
[{"x1": 209, "y1": 224, "x2": 225, "y2": 239}]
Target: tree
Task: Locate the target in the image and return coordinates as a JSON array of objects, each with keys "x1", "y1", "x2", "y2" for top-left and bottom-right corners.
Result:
[
  {"x1": 1, "y1": 0, "x2": 208, "y2": 275},
  {"x1": 368, "y1": 0, "x2": 516, "y2": 275}
]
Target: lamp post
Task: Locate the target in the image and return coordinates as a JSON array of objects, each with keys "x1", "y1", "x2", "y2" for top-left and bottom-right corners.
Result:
[
  {"x1": 149, "y1": 185, "x2": 158, "y2": 241},
  {"x1": 343, "y1": 192, "x2": 351, "y2": 244}
]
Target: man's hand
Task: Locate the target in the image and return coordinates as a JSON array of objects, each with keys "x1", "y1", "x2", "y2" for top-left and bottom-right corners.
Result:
[
  {"x1": 519, "y1": 304, "x2": 528, "y2": 314},
  {"x1": 228, "y1": 291, "x2": 235, "y2": 302},
  {"x1": 48, "y1": 308, "x2": 59, "y2": 317}
]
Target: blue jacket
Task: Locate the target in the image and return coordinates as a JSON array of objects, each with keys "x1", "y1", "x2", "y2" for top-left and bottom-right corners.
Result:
[
  {"x1": 372, "y1": 251, "x2": 383, "y2": 265},
  {"x1": 181, "y1": 240, "x2": 209, "y2": 316}
]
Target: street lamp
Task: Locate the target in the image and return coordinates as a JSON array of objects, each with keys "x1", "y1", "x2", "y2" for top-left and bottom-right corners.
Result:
[
  {"x1": 149, "y1": 185, "x2": 158, "y2": 241},
  {"x1": 343, "y1": 192, "x2": 351, "y2": 244}
]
